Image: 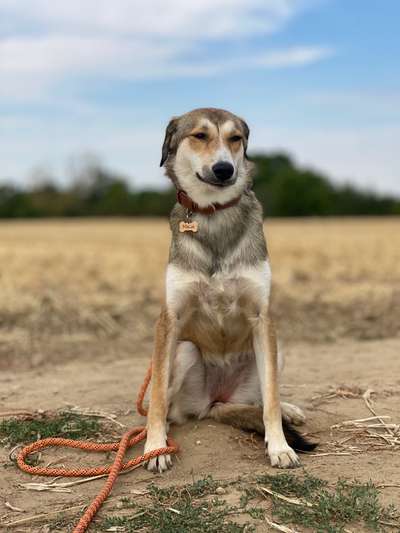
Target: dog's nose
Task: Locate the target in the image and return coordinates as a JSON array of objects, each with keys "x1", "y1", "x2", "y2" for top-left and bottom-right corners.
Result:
[{"x1": 212, "y1": 161, "x2": 234, "y2": 181}]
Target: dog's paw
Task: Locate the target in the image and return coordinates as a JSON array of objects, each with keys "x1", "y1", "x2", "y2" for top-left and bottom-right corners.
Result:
[
  {"x1": 281, "y1": 402, "x2": 306, "y2": 426},
  {"x1": 144, "y1": 437, "x2": 172, "y2": 473},
  {"x1": 146, "y1": 453, "x2": 172, "y2": 473},
  {"x1": 267, "y1": 443, "x2": 300, "y2": 469}
]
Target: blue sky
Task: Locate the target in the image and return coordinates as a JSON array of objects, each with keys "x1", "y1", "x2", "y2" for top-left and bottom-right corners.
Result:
[{"x1": 1, "y1": 0, "x2": 399, "y2": 194}]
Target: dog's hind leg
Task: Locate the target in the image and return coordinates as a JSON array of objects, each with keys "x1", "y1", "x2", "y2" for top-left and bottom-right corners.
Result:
[
  {"x1": 281, "y1": 402, "x2": 306, "y2": 426},
  {"x1": 276, "y1": 344, "x2": 306, "y2": 426},
  {"x1": 277, "y1": 340, "x2": 306, "y2": 426},
  {"x1": 167, "y1": 341, "x2": 207, "y2": 424},
  {"x1": 208, "y1": 402, "x2": 265, "y2": 434},
  {"x1": 208, "y1": 402, "x2": 315, "y2": 452}
]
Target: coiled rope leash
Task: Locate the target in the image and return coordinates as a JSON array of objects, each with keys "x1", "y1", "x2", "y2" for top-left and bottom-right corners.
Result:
[{"x1": 16, "y1": 364, "x2": 179, "y2": 533}]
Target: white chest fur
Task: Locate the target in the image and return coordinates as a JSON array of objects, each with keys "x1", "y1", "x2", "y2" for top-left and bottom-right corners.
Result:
[{"x1": 166, "y1": 261, "x2": 272, "y2": 359}]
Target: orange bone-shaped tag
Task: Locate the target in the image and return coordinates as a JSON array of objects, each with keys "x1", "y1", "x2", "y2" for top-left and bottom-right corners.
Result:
[{"x1": 179, "y1": 220, "x2": 198, "y2": 233}]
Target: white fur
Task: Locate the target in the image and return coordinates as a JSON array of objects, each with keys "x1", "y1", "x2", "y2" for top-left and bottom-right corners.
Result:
[
  {"x1": 173, "y1": 119, "x2": 248, "y2": 208},
  {"x1": 281, "y1": 402, "x2": 306, "y2": 425},
  {"x1": 168, "y1": 341, "x2": 209, "y2": 423},
  {"x1": 166, "y1": 264, "x2": 205, "y2": 311},
  {"x1": 144, "y1": 425, "x2": 172, "y2": 472},
  {"x1": 220, "y1": 120, "x2": 236, "y2": 134},
  {"x1": 156, "y1": 261, "x2": 301, "y2": 470},
  {"x1": 166, "y1": 344, "x2": 304, "y2": 430},
  {"x1": 146, "y1": 111, "x2": 302, "y2": 470},
  {"x1": 166, "y1": 260, "x2": 271, "y2": 317},
  {"x1": 253, "y1": 318, "x2": 300, "y2": 467}
]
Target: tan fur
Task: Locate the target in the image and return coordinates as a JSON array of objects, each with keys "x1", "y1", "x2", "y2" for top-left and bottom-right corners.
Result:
[
  {"x1": 176, "y1": 276, "x2": 261, "y2": 362},
  {"x1": 163, "y1": 108, "x2": 252, "y2": 209},
  {"x1": 144, "y1": 308, "x2": 177, "y2": 471},
  {"x1": 187, "y1": 119, "x2": 244, "y2": 158},
  {"x1": 145, "y1": 108, "x2": 304, "y2": 473},
  {"x1": 209, "y1": 403, "x2": 264, "y2": 434}
]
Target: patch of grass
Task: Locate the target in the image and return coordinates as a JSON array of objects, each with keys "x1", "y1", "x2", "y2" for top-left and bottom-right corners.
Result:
[
  {"x1": 102, "y1": 476, "x2": 251, "y2": 533},
  {"x1": 145, "y1": 475, "x2": 219, "y2": 503},
  {"x1": 68, "y1": 472, "x2": 399, "y2": 533},
  {"x1": 119, "y1": 496, "x2": 136, "y2": 508},
  {"x1": 257, "y1": 471, "x2": 327, "y2": 499},
  {"x1": 187, "y1": 475, "x2": 220, "y2": 497},
  {"x1": 103, "y1": 499, "x2": 248, "y2": 533},
  {"x1": 239, "y1": 491, "x2": 251, "y2": 508},
  {"x1": 258, "y1": 473, "x2": 397, "y2": 532},
  {"x1": 247, "y1": 507, "x2": 265, "y2": 520},
  {"x1": 0, "y1": 412, "x2": 101, "y2": 446}
]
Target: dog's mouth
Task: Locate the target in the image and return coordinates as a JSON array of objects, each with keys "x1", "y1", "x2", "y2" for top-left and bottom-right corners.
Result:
[{"x1": 196, "y1": 172, "x2": 236, "y2": 188}]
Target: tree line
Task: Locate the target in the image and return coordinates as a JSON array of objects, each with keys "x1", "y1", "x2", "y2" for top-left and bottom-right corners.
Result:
[{"x1": 1, "y1": 153, "x2": 399, "y2": 218}]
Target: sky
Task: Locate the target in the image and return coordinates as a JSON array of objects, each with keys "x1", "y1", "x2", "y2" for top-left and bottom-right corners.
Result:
[{"x1": 1, "y1": 0, "x2": 399, "y2": 195}]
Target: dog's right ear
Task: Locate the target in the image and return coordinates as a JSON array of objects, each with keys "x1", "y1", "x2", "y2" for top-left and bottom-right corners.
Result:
[{"x1": 160, "y1": 117, "x2": 179, "y2": 167}]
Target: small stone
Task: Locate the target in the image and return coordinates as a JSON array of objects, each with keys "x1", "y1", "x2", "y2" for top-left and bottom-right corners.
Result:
[
  {"x1": 215, "y1": 487, "x2": 226, "y2": 495},
  {"x1": 196, "y1": 440, "x2": 201, "y2": 445}
]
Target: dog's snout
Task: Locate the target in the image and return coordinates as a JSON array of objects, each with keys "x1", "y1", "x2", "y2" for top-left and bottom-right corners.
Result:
[{"x1": 212, "y1": 161, "x2": 234, "y2": 181}]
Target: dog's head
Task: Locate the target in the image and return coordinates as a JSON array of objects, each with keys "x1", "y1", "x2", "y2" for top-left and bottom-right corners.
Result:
[{"x1": 160, "y1": 108, "x2": 253, "y2": 207}]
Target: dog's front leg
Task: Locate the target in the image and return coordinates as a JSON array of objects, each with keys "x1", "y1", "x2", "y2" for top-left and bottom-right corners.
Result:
[
  {"x1": 253, "y1": 314, "x2": 300, "y2": 468},
  {"x1": 144, "y1": 308, "x2": 177, "y2": 473}
]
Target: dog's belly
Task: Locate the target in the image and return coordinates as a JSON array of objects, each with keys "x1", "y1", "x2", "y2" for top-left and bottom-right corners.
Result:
[
  {"x1": 179, "y1": 275, "x2": 261, "y2": 361},
  {"x1": 168, "y1": 345, "x2": 261, "y2": 424},
  {"x1": 205, "y1": 353, "x2": 261, "y2": 405}
]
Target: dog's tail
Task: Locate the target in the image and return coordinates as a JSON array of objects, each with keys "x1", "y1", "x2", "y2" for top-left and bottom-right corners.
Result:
[
  {"x1": 209, "y1": 403, "x2": 317, "y2": 452},
  {"x1": 282, "y1": 419, "x2": 317, "y2": 452}
]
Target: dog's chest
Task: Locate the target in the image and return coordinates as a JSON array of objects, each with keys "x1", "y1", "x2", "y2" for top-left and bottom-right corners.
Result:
[{"x1": 167, "y1": 262, "x2": 271, "y2": 358}]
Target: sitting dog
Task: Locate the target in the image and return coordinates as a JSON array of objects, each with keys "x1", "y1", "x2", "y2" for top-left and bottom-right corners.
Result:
[{"x1": 144, "y1": 108, "x2": 315, "y2": 472}]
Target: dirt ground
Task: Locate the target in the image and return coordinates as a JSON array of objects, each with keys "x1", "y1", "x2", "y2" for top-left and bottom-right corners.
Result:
[{"x1": 0, "y1": 218, "x2": 399, "y2": 531}]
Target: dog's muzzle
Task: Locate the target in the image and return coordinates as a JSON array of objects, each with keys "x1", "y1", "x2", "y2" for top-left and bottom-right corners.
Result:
[
  {"x1": 196, "y1": 161, "x2": 236, "y2": 188},
  {"x1": 212, "y1": 162, "x2": 234, "y2": 182}
]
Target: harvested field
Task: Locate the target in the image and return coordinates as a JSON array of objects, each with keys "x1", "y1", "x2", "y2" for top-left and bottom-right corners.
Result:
[{"x1": 1, "y1": 217, "x2": 399, "y2": 531}]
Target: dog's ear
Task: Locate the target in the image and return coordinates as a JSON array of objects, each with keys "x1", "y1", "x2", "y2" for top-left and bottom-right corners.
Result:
[
  {"x1": 160, "y1": 117, "x2": 179, "y2": 167},
  {"x1": 239, "y1": 118, "x2": 250, "y2": 159}
]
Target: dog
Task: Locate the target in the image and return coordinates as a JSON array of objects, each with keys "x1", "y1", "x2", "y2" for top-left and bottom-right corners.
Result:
[{"x1": 144, "y1": 108, "x2": 315, "y2": 473}]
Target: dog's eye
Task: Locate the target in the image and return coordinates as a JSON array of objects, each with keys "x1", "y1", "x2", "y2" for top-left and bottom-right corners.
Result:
[
  {"x1": 229, "y1": 135, "x2": 242, "y2": 142},
  {"x1": 192, "y1": 132, "x2": 207, "y2": 140}
]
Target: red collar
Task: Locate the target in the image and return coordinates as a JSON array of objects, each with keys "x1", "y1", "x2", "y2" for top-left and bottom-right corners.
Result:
[{"x1": 177, "y1": 189, "x2": 241, "y2": 215}]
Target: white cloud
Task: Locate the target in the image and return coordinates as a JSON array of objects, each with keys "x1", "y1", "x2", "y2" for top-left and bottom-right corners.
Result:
[
  {"x1": 252, "y1": 46, "x2": 333, "y2": 67},
  {"x1": 134, "y1": 46, "x2": 333, "y2": 79},
  {"x1": 252, "y1": 125, "x2": 400, "y2": 195},
  {"x1": 1, "y1": 36, "x2": 177, "y2": 75},
  {"x1": 0, "y1": 0, "x2": 329, "y2": 99},
  {"x1": 0, "y1": 34, "x2": 181, "y2": 98},
  {"x1": 0, "y1": 0, "x2": 302, "y2": 38}
]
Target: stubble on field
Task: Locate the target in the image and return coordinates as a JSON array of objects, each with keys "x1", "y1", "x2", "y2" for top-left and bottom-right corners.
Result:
[{"x1": 1, "y1": 217, "x2": 399, "y2": 531}]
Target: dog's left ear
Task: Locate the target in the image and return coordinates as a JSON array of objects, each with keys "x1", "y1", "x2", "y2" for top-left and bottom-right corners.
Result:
[
  {"x1": 239, "y1": 119, "x2": 250, "y2": 159},
  {"x1": 160, "y1": 117, "x2": 179, "y2": 167}
]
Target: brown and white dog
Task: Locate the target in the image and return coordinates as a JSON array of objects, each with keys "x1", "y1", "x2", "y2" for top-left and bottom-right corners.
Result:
[{"x1": 144, "y1": 108, "x2": 315, "y2": 473}]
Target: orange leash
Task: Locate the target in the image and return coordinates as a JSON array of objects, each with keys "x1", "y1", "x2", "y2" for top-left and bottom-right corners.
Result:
[{"x1": 16, "y1": 365, "x2": 179, "y2": 533}]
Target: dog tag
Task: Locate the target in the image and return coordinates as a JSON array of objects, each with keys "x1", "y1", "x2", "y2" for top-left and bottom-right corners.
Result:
[{"x1": 179, "y1": 220, "x2": 198, "y2": 233}]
